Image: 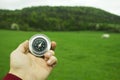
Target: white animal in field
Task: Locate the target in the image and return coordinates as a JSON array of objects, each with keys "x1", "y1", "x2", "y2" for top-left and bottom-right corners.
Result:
[{"x1": 102, "y1": 34, "x2": 110, "y2": 39}]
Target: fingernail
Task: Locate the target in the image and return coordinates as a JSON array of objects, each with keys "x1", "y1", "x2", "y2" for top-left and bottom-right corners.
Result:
[{"x1": 47, "y1": 60, "x2": 52, "y2": 65}]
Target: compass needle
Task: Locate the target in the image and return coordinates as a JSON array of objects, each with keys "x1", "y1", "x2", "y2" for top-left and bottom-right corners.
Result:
[{"x1": 38, "y1": 42, "x2": 42, "y2": 48}]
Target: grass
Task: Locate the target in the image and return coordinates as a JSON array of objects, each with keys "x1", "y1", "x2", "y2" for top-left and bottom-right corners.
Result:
[{"x1": 0, "y1": 30, "x2": 120, "y2": 80}]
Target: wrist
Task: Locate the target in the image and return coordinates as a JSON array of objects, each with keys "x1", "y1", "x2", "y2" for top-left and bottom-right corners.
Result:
[
  {"x1": 9, "y1": 69, "x2": 44, "y2": 80},
  {"x1": 3, "y1": 73, "x2": 22, "y2": 80},
  {"x1": 9, "y1": 69, "x2": 25, "y2": 80}
]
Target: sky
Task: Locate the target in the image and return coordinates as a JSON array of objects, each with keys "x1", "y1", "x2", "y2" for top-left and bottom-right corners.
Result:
[{"x1": 0, "y1": 0, "x2": 120, "y2": 16}]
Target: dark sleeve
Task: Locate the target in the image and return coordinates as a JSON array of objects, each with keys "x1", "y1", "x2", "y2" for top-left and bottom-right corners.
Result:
[{"x1": 3, "y1": 73, "x2": 22, "y2": 80}]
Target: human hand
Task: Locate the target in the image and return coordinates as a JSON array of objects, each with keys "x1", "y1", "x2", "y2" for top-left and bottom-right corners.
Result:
[{"x1": 9, "y1": 40, "x2": 57, "y2": 80}]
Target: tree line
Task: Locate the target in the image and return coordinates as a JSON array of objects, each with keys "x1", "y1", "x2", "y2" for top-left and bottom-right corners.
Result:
[{"x1": 0, "y1": 6, "x2": 120, "y2": 32}]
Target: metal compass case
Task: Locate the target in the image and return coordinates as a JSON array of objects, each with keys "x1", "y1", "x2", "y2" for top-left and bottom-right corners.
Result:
[{"x1": 29, "y1": 34, "x2": 51, "y2": 57}]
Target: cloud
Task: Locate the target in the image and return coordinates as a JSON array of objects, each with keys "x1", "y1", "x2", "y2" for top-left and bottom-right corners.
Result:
[
  {"x1": 0, "y1": 0, "x2": 120, "y2": 16},
  {"x1": 0, "y1": 0, "x2": 28, "y2": 9}
]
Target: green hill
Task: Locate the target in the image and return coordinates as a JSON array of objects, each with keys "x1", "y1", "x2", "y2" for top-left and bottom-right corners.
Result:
[{"x1": 0, "y1": 6, "x2": 120, "y2": 32}]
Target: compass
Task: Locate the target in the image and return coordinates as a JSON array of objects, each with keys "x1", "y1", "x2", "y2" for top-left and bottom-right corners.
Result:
[{"x1": 29, "y1": 34, "x2": 51, "y2": 57}]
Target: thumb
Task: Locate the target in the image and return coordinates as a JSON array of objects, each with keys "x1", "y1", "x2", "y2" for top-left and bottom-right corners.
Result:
[{"x1": 16, "y1": 40, "x2": 29, "y2": 53}]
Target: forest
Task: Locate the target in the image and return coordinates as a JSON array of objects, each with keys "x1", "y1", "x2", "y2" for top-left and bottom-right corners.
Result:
[{"x1": 0, "y1": 6, "x2": 120, "y2": 32}]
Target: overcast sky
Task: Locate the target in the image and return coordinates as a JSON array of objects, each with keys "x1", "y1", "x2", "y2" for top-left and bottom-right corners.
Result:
[{"x1": 0, "y1": 0, "x2": 120, "y2": 16}]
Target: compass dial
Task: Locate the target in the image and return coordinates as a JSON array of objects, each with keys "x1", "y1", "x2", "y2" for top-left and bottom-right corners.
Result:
[
  {"x1": 32, "y1": 38, "x2": 47, "y2": 52},
  {"x1": 29, "y1": 34, "x2": 51, "y2": 57}
]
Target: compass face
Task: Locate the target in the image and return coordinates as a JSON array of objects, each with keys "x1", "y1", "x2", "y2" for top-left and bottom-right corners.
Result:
[
  {"x1": 32, "y1": 38, "x2": 47, "y2": 52},
  {"x1": 29, "y1": 34, "x2": 51, "y2": 57}
]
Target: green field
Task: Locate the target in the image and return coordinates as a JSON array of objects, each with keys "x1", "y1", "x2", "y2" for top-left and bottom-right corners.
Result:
[{"x1": 0, "y1": 30, "x2": 120, "y2": 80}]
